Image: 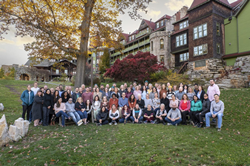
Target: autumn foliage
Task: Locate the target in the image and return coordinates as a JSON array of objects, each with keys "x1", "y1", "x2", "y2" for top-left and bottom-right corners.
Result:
[{"x1": 105, "y1": 52, "x2": 165, "y2": 83}]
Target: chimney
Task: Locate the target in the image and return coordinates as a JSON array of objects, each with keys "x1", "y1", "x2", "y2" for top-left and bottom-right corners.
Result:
[
  {"x1": 176, "y1": 12, "x2": 180, "y2": 22},
  {"x1": 150, "y1": 18, "x2": 152, "y2": 22}
]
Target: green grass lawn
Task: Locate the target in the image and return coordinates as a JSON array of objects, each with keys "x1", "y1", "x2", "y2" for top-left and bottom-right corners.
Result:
[{"x1": 0, "y1": 80, "x2": 250, "y2": 165}]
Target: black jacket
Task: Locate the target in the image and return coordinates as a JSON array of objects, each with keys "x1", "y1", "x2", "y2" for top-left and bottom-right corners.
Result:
[
  {"x1": 61, "y1": 91, "x2": 70, "y2": 103},
  {"x1": 75, "y1": 102, "x2": 86, "y2": 111},
  {"x1": 200, "y1": 99, "x2": 210, "y2": 114},
  {"x1": 196, "y1": 90, "x2": 205, "y2": 102},
  {"x1": 72, "y1": 92, "x2": 79, "y2": 103},
  {"x1": 160, "y1": 97, "x2": 170, "y2": 112},
  {"x1": 43, "y1": 93, "x2": 53, "y2": 108},
  {"x1": 97, "y1": 111, "x2": 108, "y2": 121},
  {"x1": 136, "y1": 99, "x2": 145, "y2": 109}
]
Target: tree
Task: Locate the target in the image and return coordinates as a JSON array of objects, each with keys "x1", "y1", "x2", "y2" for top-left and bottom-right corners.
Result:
[
  {"x1": 0, "y1": 0, "x2": 152, "y2": 88},
  {"x1": 0, "y1": 67, "x2": 4, "y2": 78},
  {"x1": 105, "y1": 51, "x2": 165, "y2": 83},
  {"x1": 99, "y1": 48, "x2": 110, "y2": 74}
]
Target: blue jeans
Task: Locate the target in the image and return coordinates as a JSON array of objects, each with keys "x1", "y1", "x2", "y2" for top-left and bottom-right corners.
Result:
[
  {"x1": 42, "y1": 107, "x2": 50, "y2": 126},
  {"x1": 56, "y1": 111, "x2": 69, "y2": 126},
  {"x1": 130, "y1": 116, "x2": 143, "y2": 122},
  {"x1": 205, "y1": 112, "x2": 223, "y2": 128},
  {"x1": 119, "y1": 116, "x2": 133, "y2": 123},
  {"x1": 165, "y1": 118, "x2": 182, "y2": 125},
  {"x1": 77, "y1": 111, "x2": 87, "y2": 119},
  {"x1": 67, "y1": 112, "x2": 81, "y2": 125}
]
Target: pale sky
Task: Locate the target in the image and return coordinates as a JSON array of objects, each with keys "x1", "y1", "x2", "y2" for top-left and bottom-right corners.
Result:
[{"x1": 0, "y1": 0, "x2": 237, "y2": 66}]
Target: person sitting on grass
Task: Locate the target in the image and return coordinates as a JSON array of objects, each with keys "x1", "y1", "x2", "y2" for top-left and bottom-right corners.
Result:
[
  {"x1": 131, "y1": 104, "x2": 143, "y2": 124},
  {"x1": 165, "y1": 104, "x2": 182, "y2": 126},
  {"x1": 189, "y1": 95, "x2": 202, "y2": 126},
  {"x1": 75, "y1": 97, "x2": 88, "y2": 125},
  {"x1": 143, "y1": 105, "x2": 155, "y2": 124},
  {"x1": 205, "y1": 94, "x2": 224, "y2": 132},
  {"x1": 196, "y1": 93, "x2": 210, "y2": 128},
  {"x1": 96, "y1": 106, "x2": 109, "y2": 126},
  {"x1": 109, "y1": 104, "x2": 120, "y2": 125},
  {"x1": 119, "y1": 105, "x2": 132, "y2": 124},
  {"x1": 155, "y1": 104, "x2": 167, "y2": 125},
  {"x1": 65, "y1": 98, "x2": 83, "y2": 126},
  {"x1": 54, "y1": 98, "x2": 71, "y2": 127}
]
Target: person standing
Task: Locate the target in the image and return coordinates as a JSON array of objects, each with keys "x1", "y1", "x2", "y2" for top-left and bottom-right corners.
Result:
[
  {"x1": 175, "y1": 87, "x2": 185, "y2": 101},
  {"x1": 196, "y1": 85, "x2": 206, "y2": 102},
  {"x1": 82, "y1": 87, "x2": 93, "y2": 104},
  {"x1": 42, "y1": 89, "x2": 53, "y2": 126},
  {"x1": 160, "y1": 93, "x2": 170, "y2": 113},
  {"x1": 32, "y1": 90, "x2": 43, "y2": 127},
  {"x1": 207, "y1": 79, "x2": 220, "y2": 101},
  {"x1": 136, "y1": 94, "x2": 145, "y2": 110},
  {"x1": 92, "y1": 95, "x2": 101, "y2": 122},
  {"x1": 20, "y1": 85, "x2": 34, "y2": 121},
  {"x1": 118, "y1": 92, "x2": 129, "y2": 117},
  {"x1": 160, "y1": 84, "x2": 167, "y2": 99},
  {"x1": 109, "y1": 94, "x2": 119, "y2": 109},
  {"x1": 133, "y1": 86, "x2": 142, "y2": 100},
  {"x1": 72, "y1": 88, "x2": 79, "y2": 103},
  {"x1": 31, "y1": 82, "x2": 40, "y2": 96}
]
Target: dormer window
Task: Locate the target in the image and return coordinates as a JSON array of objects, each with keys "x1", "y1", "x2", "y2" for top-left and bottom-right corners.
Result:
[
  {"x1": 161, "y1": 20, "x2": 164, "y2": 27},
  {"x1": 156, "y1": 22, "x2": 159, "y2": 29},
  {"x1": 180, "y1": 20, "x2": 189, "y2": 30}
]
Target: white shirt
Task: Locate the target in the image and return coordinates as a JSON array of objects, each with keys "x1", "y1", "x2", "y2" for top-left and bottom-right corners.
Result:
[{"x1": 31, "y1": 87, "x2": 40, "y2": 95}]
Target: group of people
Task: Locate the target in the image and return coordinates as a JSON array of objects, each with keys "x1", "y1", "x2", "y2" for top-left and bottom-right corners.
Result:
[{"x1": 20, "y1": 79, "x2": 224, "y2": 131}]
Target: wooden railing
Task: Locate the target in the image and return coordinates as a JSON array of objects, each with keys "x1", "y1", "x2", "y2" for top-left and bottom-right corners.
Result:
[{"x1": 177, "y1": 62, "x2": 188, "y2": 74}]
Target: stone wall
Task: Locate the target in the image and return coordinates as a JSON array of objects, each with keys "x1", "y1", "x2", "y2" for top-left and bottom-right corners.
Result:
[{"x1": 185, "y1": 56, "x2": 250, "y2": 89}]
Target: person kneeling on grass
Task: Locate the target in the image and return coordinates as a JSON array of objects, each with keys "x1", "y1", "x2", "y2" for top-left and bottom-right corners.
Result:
[
  {"x1": 205, "y1": 94, "x2": 224, "y2": 132},
  {"x1": 144, "y1": 105, "x2": 155, "y2": 124},
  {"x1": 109, "y1": 104, "x2": 119, "y2": 125},
  {"x1": 131, "y1": 104, "x2": 143, "y2": 124},
  {"x1": 65, "y1": 98, "x2": 83, "y2": 126},
  {"x1": 54, "y1": 98, "x2": 71, "y2": 127},
  {"x1": 119, "y1": 105, "x2": 132, "y2": 124},
  {"x1": 96, "y1": 106, "x2": 109, "y2": 126},
  {"x1": 165, "y1": 104, "x2": 182, "y2": 126},
  {"x1": 155, "y1": 104, "x2": 167, "y2": 125}
]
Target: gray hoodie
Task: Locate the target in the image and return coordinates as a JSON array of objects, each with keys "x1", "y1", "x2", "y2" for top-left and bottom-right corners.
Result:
[{"x1": 65, "y1": 102, "x2": 76, "y2": 113}]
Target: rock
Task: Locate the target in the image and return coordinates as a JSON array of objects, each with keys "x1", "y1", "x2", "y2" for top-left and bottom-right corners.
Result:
[
  {"x1": 14, "y1": 118, "x2": 29, "y2": 137},
  {"x1": 0, "y1": 114, "x2": 11, "y2": 146},
  {"x1": 0, "y1": 103, "x2": 4, "y2": 111},
  {"x1": 8, "y1": 125, "x2": 22, "y2": 142},
  {"x1": 213, "y1": 74, "x2": 221, "y2": 79}
]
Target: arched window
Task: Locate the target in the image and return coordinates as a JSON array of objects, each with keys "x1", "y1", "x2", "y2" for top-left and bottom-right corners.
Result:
[
  {"x1": 160, "y1": 39, "x2": 164, "y2": 49},
  {"x1": 151, "y1": 41, "x2": 153, "y2": 51}
]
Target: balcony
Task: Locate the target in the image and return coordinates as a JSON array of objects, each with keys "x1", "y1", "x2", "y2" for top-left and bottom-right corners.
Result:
[{"x1": 136, "y1": 29, "x2": 151, "y2": 38}]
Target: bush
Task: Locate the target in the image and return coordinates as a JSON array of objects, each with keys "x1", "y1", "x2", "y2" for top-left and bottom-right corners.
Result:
[{"x1": 157, "y1": 70, "x2": 191, "y2": 86}]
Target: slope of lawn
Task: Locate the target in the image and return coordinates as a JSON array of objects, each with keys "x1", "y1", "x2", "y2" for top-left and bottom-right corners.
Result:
[{"x1": 0, "y1": 80, "x2": 250, "y2": 166}]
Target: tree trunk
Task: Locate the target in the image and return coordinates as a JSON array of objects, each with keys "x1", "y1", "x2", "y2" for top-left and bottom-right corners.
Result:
[{"x1": 74, "y1": 0, "x2": 95, "y2": 88}]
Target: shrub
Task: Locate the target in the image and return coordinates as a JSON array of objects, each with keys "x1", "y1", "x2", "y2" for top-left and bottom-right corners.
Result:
[{"x1": 157, "y1": 70, "x2": 191, "y2": 86}]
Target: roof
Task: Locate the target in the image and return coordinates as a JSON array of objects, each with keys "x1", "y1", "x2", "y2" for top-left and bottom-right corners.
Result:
[
  {"x1": 173, "y1": 14, "x2": 189, "y2": 25},
  {"x1": 25, "y1": 59, "x2": 77, "y2": 67},
  {"x1": 223, "y1": 50, "x2": 250, "y2": 59},
  {"x1": 230, "y1": 0, "x2": 243, "y2": 8},
  {"x1": 171, "y1": 27, "x2": 189, "y2": 35},
  {"x1": 155, "y1": 14, "x2": 171, "y2": 22},
  {"x1": 144, "y1": 19, "x2": 156, "y2": 30},
  {"x1": 121, "y1": 33, "x2": 129, "y2": 41},
  {"x1": 189, "y1": 0, "x2": 231, "y2": 10},
  {"x1": 235, "y1": 0, "x2": 249, "y2": 16}
]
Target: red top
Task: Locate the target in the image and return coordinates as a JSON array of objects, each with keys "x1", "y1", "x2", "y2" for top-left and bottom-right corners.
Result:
[{"x1": 181, "y1": 101, "x2": 188, "y2": 110}]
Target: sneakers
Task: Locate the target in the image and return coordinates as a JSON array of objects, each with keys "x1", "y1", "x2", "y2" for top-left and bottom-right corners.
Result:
[
  {"x1": 163, "y1": 122, "x2": 166, "y2": 125},
  {"x1": 144, "y1": 121, "x2": 147, "y2": 124},
  {"x1": 217, "y1": 128, "x2": 221, "y2": 132},
  {"x1": 190, "y1": 121, "x2": 194, "y2": 126},
  {"x1": 150, "y1": 120, "x2": 155, "y2": 124},
  {"x1": 204, "y1": 126, "x2": 210, "y2": 129},
  {"x1": 114, "y1": 122, "x2": 117, "y2": 125},
  {"x1": 175, "y1": 124, "x2": 178, "y2": 126},
  {"x1": 109, "y1": 122, "x2": 112, "y2": 125},
  {"x1": 132, "y1": 121, "x2": 135, "y2": 124},
  {"x1": 154, "y1": 120, "x2": 159, "y2": 124},
  {"x1": 78, "y1": 121, "x2": 83, "y2": 126},
  {"x1": 77, "y1": 120, "x2": 82, "y2": 125},
  {"x1": 167, "y1": 123, "x2": 171, "y2": 126}
]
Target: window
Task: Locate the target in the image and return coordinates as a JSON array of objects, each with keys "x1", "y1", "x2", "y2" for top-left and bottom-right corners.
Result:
[
  {"x1": 193, "y1": 23, "x2": 207, "y2": 40},
  {"x1": 193, "y1": 44, "x2": 208, "y2": 56},
  {"x1": 129, "y1": 36, "x2": 131, "y2": 41},
  {"x1": 180, "y1": 53, "x2": 189, "y2": 62},
  {"x1": 216, "y1": 43, "x2": 221, "y2": 54},
  {"x1": 160, "y1": 39, "x2": 164, "y2": 49},
  {"x1": 179, "y1": 20, "x2": 189, "y2": 30},
  {"x1": 176, "y1": 33, "x2": 187, "y2": 47},
  {"x1": 161, "y1": 20, "x2": 164, "y2": 27},
  {"x1": 64, "y1": 70, "x2": 68, "y2": 74},
  {"x1": 160, "y1": 55, "x2": 164, "y2": 64},
  {"x1": 156, "y1": 22, "x2": 159, "y2": 29},
  {"x1": 216, "y1": 23, "x2": 220, "y2": 36},
  {"x1": 195, "y1": 60, "x2": 206, "y2": 67},
  {"x1": 147, "y1": 27, "x2": 149, "y2": 33},
  {"x1": 56, "y1": 69, "x2": 59, "y2": 74},
  {"x1": 151, "y1": 41, "x2": 153, "y2": 51}
]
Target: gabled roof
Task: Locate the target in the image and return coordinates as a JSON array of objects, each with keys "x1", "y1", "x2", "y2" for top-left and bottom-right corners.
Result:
[
  {"x1": 25, "y1": 59, "x2": 77, "y2": 67},
  {"x1": 121, "y1": 33, "x2": 129, "y2": 41},
  {"x1": 235, "y1": 0, "x2": 249, "y2": 16},
  {"x1": 144, "y1": 19, "x2": 156, "y2": 30},
  {"x1": 230, "y1": 0, "x2": 243, "y2": 8},
  {"x1": 155, "y1": 14, "x2": 171, "y2": 22},
  {"x1": 189, "y1": 0, "x2": 231, "y2": 10}
]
